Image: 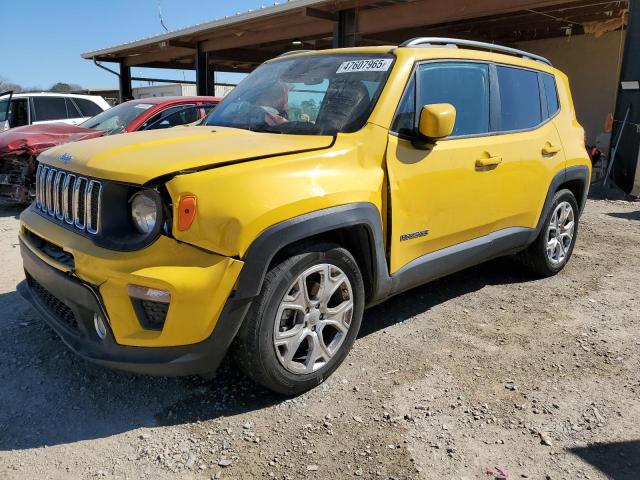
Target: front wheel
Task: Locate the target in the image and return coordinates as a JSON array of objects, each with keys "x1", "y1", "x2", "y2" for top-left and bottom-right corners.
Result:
[
  {"x1": 519, "y1": 189, "x2": 579, "y2": 276},
  {"x1": 234, "y1": 244, "x2": 365, "y2": 395}
]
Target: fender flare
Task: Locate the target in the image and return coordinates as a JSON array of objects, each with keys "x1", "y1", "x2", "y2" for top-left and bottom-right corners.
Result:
[
  {"x1": 529, "y1": 165, "x2": 590, "y2": 243},
  {"x1": 234, "y1": 202, "x2": 392, "y2": 303}
]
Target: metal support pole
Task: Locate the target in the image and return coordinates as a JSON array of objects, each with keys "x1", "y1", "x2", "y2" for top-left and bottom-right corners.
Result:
[
  {"x1": 118, "y1": 60, "x2": 132, "y2": 103},
  {"x1": 332, "y1": 9, "x2": 357, "y2": 48},
  {"x1": 196, "y1": 42, "x2": 214, "y2": 96}
]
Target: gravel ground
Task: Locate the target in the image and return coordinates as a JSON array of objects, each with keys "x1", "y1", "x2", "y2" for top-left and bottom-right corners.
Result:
[{"x1": 0, "y1": 197, "x2": 639, "y2": 480}]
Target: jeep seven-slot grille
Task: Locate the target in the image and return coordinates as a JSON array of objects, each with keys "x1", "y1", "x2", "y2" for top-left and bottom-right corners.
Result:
[{"x1": 35, "y1": 164, "x2": 102, "y2": 234}]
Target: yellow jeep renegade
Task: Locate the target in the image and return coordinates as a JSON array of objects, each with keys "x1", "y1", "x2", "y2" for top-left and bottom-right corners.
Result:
[{"x1": 18, "y1": 38, "x2": 591, "y2": 394}]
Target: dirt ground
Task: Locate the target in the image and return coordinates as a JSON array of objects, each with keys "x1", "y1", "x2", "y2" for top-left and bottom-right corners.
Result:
[{"x1": 0, "y1": 196, "x2": 638, "y2": 480}]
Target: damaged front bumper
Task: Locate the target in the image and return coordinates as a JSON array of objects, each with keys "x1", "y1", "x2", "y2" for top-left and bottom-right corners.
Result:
[
  {"x1": 18, "y1": 239, "x2": 252, "y2": 376},
  {"x1": 0, "y1": 153, "x2": 36, "y2": 204}
]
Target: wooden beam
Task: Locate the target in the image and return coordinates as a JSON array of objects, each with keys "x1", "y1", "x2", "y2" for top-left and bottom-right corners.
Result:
[
  {"x1": 357, "y1": 0, "x2": 585, "y2": 35},
  {"x1": 199, "y1": 19, "x2": 332, "y2": 52},
  {"x1": 206, "y1": 48, "x2": 273, "y2": 64},
  {"x1": 123, "y1": 47, "x2": 195, "y2": 67},
  {"x1": 304, "y1": 7, "x2": 337, "y2": 22},
  {"x1": 142, "y1": 61, "x2": 195, "y2": 69},
  {"x1": 164, "y1": 40, "x2": 196, "y2": 50}
]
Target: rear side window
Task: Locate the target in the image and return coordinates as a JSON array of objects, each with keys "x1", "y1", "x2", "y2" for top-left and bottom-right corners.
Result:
[
  {"x1": 31, "y1": 97, "x2": 68, "y2": 121},
  {"x1": 74, "y1": 97, "x2": 104, "y2": 117},
  {"x1": 541, "y1": 73, "x2": 560, "y2": 117},
  {"x1": 417, "y1": 62, "x2": 490, "y2": 136},
  {"x1": 496, "y1": 66, "x2": 541, "y2": 131},
  {"x1": 65, "y1": 98, "x2": 82, "y2": 118}
]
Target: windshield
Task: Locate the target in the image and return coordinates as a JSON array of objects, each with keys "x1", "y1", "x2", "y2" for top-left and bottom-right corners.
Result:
[
  {"x1": 80, "y1": 102, "x2": 155, "y2": 134},
  {"x1": 204, "y1": 53, "x2": 394, "y2": 135}
]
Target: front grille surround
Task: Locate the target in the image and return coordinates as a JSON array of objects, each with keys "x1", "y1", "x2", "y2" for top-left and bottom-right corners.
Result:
[{"x1": 35, "y1": 164, "x2": 102, "y2": 235}]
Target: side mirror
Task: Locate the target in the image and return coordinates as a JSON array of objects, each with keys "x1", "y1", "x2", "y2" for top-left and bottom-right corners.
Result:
[
  {"x1": 1, "y1": 120, "x2": 9, "y2": 132},
  {"x1": 418, "y1": 103, "x2": 456, "y2": 140}
]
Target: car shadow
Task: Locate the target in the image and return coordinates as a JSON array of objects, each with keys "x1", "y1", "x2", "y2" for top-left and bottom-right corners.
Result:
[
  {"x1": 607, "y1": 210, "x2": 640, "y2": 222},
  {"x1": 359, "y1": 256, "x2": 538, "y2": 337},
  {"x1": 569, "y1": 440, "x2": 640, "y2": 480},
  {"x1": 0, "y1": 256, "x2": 539, "y2": 451}
]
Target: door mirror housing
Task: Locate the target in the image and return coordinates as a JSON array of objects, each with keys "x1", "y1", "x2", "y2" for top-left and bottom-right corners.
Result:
[
  {"x1": 418, "y1": 103, "x2": 456, "y2": 140},
  {"x1": 1, "y1": 120, "x2": 9, "y2": 132}
]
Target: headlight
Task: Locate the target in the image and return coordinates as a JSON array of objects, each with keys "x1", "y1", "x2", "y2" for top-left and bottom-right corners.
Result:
[{"x1": 130, "y1": 191, "x2": 158, "y2": 234}]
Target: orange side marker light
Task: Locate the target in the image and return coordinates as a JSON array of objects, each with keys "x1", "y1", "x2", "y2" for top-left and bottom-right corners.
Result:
[{"x1": 178, "y1": 194, "x2": 197, "y2": 231}]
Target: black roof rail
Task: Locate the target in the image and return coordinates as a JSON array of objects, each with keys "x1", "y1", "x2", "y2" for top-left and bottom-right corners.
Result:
[{"x1": 399, "y1": 37, "x2": 552, "y2": 66}]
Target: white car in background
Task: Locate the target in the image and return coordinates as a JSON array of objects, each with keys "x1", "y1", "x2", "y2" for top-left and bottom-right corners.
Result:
[{"x1": 0, "y1": 92, "x2": 111, "y2": 131}]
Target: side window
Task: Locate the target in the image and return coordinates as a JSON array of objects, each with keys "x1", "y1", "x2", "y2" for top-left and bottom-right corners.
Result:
[
  {"x1": 74, "y1": 98, "x2": 104, "y2": 117},
  {"x1": 391, "y1": 76, "x2": 416, "y2": 136},
  {"x1": 65, "y1": 98, "x2": 82, "y2": 118},
  {"x1": 417, "y1": 62, "x2": 490, "y2": 136},
  {"x1": 10, "y1": 99, "x2": 29, "y2": 127},
  {"x1": 541, "y1": 73, "x2": 559, "y2": 117},
  {"x1": 497, "y1": 66, "x2": 542, "y2": 131},
  {"x1": 141, "y1": 105, "x2": 200, "y2": 130},
  {"x1": 31, "y1": 97, "x2": 68, "y2": 122}
]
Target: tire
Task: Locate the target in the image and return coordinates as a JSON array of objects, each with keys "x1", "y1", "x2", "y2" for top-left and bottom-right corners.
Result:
[
  {"x1": 519, "y1": 188, "x2": 579, "y2": 277},
  {"x1": 234, "y1": 243, "x2": 365, "y2": 395}
]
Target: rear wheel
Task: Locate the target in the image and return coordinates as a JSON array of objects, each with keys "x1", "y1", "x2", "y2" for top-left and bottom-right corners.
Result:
[
  {"x1": 234, "y1": 244, "x2": 364, "y2": 395},
  {"x1": 519, "y1": 189, "x2": 579, "y2": 276}
]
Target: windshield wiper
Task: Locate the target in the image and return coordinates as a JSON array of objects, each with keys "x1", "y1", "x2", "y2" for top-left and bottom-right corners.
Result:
[{"x1": 248, "y1": 124, "x2": 284, "y2": 134}]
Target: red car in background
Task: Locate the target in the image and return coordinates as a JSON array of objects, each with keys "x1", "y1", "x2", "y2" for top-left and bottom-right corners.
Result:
[{"x1": 0, "y1": 96, "x2": 220, "y2": 203}]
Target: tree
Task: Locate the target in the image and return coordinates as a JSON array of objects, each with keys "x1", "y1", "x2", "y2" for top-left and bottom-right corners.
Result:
[
  {"x1": 0, "y1": 76, "x2": 22, "y2": 93},
  {"x1": 50, "y1": 82, "x2": 70, "y2": 92}
]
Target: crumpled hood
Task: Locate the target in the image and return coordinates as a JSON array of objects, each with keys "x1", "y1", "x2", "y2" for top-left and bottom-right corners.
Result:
[
  {"x1": 0, "y1": 123, "x2": 104, "y2": 157},
  {"x1": 37, "y1": 126, "x2": 335, "y2": 184}
]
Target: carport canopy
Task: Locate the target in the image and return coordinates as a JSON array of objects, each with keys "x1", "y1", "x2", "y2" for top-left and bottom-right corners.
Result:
[{"x1": 82, "y1": 0, "x2": 628, "y2": 98}]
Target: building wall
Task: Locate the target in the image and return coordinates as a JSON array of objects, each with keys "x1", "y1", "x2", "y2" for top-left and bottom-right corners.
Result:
[
  {"x1": 516, "y1": 31, "x2": 625, "y2": 145},
  {"x1": 131, "y1": 83, "x2": 234, "y2": 99},
  {"x1": 133, "y1": 84, "x2": 184, "y2": 98}
]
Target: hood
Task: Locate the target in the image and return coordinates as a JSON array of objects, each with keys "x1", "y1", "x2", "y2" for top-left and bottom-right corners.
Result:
[
  {"x1": 37, "y1": 126, "x2": 335, "y2": 184},
  {"x1": 0, "y1": 123, "x2": 105, "y2": 157}
]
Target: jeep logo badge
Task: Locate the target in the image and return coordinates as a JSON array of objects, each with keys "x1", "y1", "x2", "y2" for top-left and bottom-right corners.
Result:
[{"x1": 58, "y1": 153, "x2": 73, "y2": 164}]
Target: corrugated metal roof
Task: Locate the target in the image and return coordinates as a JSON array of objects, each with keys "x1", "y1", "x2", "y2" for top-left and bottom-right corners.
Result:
[{"x1": 81, "y1": 0, "x2": 330, "y2": 59}]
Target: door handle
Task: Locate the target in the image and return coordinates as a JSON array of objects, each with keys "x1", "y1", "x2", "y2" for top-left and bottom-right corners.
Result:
[
  {"x1": 542, "y1": 144, "x2": 561, "y2": 155},
  {"x1": 475, "y1": 156, "x2": 502, "y2": 168}
]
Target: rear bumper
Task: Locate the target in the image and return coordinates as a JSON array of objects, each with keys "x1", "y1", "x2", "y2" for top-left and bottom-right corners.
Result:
[{"x1": 19, "y1": 241, "x2": 252, "y2": 376}]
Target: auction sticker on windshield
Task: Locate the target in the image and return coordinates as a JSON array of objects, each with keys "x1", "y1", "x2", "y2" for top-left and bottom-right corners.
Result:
[{"x1": 336, "y1": 59, "x2": 393, "y2": 74}]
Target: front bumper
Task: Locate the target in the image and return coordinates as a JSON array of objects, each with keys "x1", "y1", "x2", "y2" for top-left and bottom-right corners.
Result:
[
  {"x1": 19, "y1": 241, "x2": 252, "y2": 376},
  {"x1": 19, "y1": 206, "x2": 244, "y2": 347}
]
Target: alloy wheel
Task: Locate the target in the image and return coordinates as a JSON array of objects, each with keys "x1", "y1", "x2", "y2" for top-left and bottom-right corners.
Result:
[
  {"x1": 273, "y1": 263, "x2": 354, "y2": 374},
  {"x1": 546, "y1": 201, "x2": 575, "y2": 266}
]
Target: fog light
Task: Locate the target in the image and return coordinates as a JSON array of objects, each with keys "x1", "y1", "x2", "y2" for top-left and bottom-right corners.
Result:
[{"x1": 94, "y1": 313, "x2": 107, "y2": 340}]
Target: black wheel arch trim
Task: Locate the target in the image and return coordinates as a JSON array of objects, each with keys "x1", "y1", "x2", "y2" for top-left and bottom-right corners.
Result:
[
  {"x1": 529, "y1": 165, "x2": 589, "y2": 243},
  {"x1": 234, "y1": 202, "x2": 392, "y2": 304}
]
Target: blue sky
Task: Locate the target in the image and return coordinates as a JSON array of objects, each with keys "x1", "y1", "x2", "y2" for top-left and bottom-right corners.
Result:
[{"x1": 1, "y1": 1, "x2": 271, "y2": 90}]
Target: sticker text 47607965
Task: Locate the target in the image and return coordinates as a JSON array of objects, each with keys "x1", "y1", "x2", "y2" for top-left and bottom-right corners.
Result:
[{"x1": 336, "y1": 58, "x2": 393, "y2": 74}]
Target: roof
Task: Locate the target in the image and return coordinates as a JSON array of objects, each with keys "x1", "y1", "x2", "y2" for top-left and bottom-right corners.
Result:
[
  {"x1": 82, "y1": 0, "x2": 329, "y2": 60},
  {"x1": 80, "y1": 0, "x2": 627, "y2": 73},
  {"x1": 128, "y1": 96, "x2": 222, "y2": 105},
  {"x1": 4, "y1": 92, "x2": 107, "y2": 100}
]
